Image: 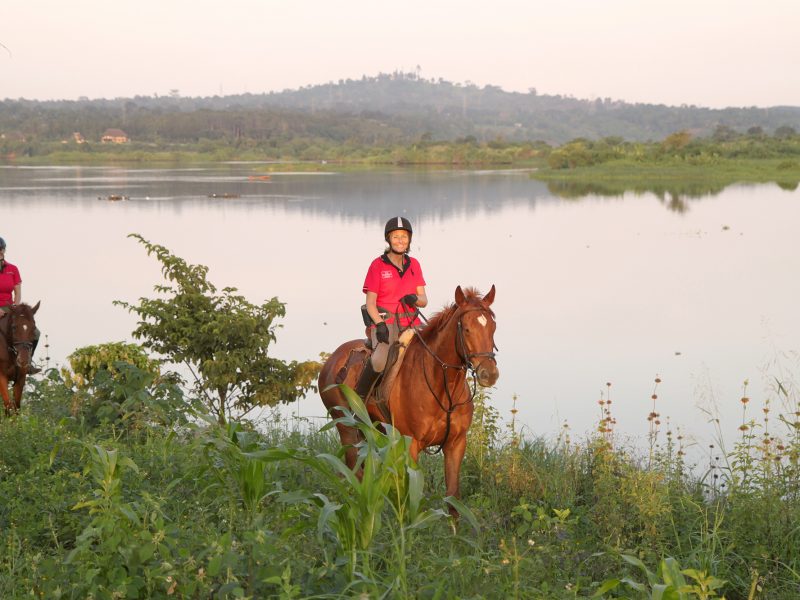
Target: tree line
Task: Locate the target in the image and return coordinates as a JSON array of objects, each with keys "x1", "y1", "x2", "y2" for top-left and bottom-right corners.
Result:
[{"x1": 3, "y1": 72, "x2": 800, "y2": 146}]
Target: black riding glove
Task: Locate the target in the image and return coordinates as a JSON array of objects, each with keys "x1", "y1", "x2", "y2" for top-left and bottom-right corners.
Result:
[
  {"x1": 375, "y1": 321, "x2": 390, "y2": 344},
  {"x1": 401, "y1": 293, "x2": 418, "y2": 307}
]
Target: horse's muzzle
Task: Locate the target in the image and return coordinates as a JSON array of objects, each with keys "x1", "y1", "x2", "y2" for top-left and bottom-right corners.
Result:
[{"x1": 476, "y1": 360, "x2": 499, "y2": 387}]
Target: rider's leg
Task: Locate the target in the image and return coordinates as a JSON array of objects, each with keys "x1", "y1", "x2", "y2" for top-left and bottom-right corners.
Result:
[
  {"x1": 28, "y1": 328, "x2": 41, "y2": 374},
  {"x1": 354, "y1": 322, "x2": 398, "y2": 400}
]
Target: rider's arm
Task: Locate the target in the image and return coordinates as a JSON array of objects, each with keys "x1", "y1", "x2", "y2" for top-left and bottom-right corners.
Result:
[
  {"x1": 414, "y1": 286, "x2": 427, "y2": 308},
  {"x1": 12, "y1": 284, "x2": 20, "y2": 305},
  {"x1": 365, "y1": 291, "x2": 383, "y2": 325}
]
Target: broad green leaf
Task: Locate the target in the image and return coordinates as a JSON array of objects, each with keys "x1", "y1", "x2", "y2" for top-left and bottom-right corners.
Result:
[
  {"x1": 444, "y1": 496, "x2": 479, "y2": 533},
  {"x1": 592, "y1": 578, "x2": 621, "y2": 597}
]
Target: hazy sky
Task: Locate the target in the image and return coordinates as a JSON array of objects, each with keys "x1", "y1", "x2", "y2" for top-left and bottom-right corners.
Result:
[{"x1": 2, "y1": 1, "x2": 798, "y2": 108}]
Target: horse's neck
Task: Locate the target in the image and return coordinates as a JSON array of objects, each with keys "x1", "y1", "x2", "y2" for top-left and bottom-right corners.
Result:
[
  {"x1": 418, "y1": 327, "x2": 462, "y2": 368},
  {"x1": 0, "y1": 314, "x2": 9, "y2": 336}
]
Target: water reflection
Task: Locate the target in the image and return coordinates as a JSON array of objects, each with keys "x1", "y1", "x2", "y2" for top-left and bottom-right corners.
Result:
[
  {"x1": 0, "y1": 165, "x2": 798, "y2": 457},
  {"x1": 544, "y1": 180, "x2": 735, "y2": 213},
  {"x1": 544, "y1": 176, "x2": 800, "y2": 212},
  {"x1": 0, "y1": 165, "x2": 556, "y2": 222}
]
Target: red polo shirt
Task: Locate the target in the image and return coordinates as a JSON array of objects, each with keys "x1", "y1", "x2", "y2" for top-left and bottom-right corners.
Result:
[
  {"x1": 0, "y1": 261, "x2": 21, "y2": 307},
  {"x1": 362, "y1": 253, "x2": 426, "y2": 326}
]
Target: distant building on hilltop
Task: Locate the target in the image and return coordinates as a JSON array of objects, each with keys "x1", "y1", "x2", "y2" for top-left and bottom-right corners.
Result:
[
  {"x1": 73, "y1": 132, "x2": 86, "y2": 144},
  {"x1": 1, "y1": 131, "x2": 27, "y2": 142},
  {"x1": 101, "y1": 128, "x2": 129, "y2": 143}
]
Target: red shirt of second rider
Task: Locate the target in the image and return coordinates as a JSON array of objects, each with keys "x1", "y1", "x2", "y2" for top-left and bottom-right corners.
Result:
[
  {"x1": 362, "y1": 254, "x2": 425, "y2": 326},
  {"x1": 0, "y1": 262, "x2": 21, "y2": 307}
]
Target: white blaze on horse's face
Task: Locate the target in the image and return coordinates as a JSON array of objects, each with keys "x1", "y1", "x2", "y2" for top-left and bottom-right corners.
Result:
[
  {"x1": 22, "y1": 324, "x2": 28, "y2": 332},
  {"x1": 477, "y1": 315, "x2": 488, "y2": 327}
]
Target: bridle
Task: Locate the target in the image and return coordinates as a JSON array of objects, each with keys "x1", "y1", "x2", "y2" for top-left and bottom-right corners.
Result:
[
  {"x1": 0, "y1": 308, "x2": 34, "y2": 362},
  {"x1": 402, "y1": 304, "x2": 498, "y2": 454},
  {"x1": 455, "y1": 307, "x2": 498, "y2": 370}
]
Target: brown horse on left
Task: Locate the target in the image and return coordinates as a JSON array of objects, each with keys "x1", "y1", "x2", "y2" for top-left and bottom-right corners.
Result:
[
  {"x1": 319, "y1": 286, "x2": 499, "y2": 510},
  {"x1": 0, "y1": 302, "x2": 40, "y2": 414}
]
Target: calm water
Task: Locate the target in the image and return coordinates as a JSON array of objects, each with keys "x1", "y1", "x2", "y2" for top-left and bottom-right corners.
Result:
[{"x1": 2, "y1": 164, "x2": 798, "y2": 453}]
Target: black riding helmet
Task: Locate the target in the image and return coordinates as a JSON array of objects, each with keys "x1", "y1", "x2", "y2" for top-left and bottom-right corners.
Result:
[{"x1": 384, "y1": 217, "x2": 412, "y2": 242}]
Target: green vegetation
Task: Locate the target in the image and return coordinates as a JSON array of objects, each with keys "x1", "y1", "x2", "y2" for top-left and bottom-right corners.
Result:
[
  {"x1": 115, "y1": 235, "x2": 319, "y2": 425},
  {"x1": 3, "y1": 72, "x2": 800, "y2": 145},
  {"x1": 2, "y1": 370, "x2": 799, "y2": 598},
  {"x1": 532, "y1": 130, "x2": 800, "y2": 203},
  {"x1": 1, "y1": 243, "x2": 799, "y2": 598}
]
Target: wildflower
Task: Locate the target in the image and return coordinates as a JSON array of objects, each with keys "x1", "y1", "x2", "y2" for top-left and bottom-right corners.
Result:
[
  {"x1": 502, "y1": 558, "x2": 510, "y2": 565},
  {"x1": 655, "y1": 377, "x2": 661, "y2": 384},
  {"x1": 565, "y1": 583, "x2": 575, "y2": 591},
  {"x1": 741, "y1": 396, "x2": 750, "y2": 404},
  {"x1": 739, "y1": 424, "x2": 749, "y2": 432},
  {"x1": 527, "y1": 539, "x2": 535, "y2": 546},
  {"x1": 651, "y1": 394, "x2": 658, "y2": 400}
]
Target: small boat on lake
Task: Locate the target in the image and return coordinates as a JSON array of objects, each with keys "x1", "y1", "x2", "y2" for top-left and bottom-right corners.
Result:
[
  {"x1": 247, "y1": 175, "x2": 271, "y2": 181},
  {"x1": 208, "y1": 193, "x2": 240, "y2": 199}
]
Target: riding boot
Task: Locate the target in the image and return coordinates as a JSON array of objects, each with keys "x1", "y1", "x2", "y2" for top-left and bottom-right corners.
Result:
[
  {"x1": 353, "y1": 362, "x2": 381, "y2": 401},
  {"x1": 28, "y1": 336, "x2": 41, "y2": 375}
]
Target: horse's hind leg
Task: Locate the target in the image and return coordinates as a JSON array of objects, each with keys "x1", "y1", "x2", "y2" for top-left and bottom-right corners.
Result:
[{"x1": 334, "y1": 419, "x2": 363, "y2": 473}]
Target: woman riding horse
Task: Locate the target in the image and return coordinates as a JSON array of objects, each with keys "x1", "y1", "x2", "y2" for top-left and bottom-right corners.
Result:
[
  {"x1": 354, "y1": 217, "x2": 428, "y2": 400},
  {"x1": 0, "y1": 237, "x2": 40, "y2": 374},
  {"x1": 320, "y1": 217, "x2": 499, "y2": 513}
]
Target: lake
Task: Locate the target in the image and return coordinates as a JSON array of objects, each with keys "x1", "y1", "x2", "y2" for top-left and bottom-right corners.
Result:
[{"x1": 1, "y1": 164, "x2": 798, "y2": 456}]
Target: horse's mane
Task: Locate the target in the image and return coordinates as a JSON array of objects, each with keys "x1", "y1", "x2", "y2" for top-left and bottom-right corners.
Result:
[
  {"x1": 419, "y1": 287, "x2": 492, "y2": 341},
  {"x1": 12, "y1": 303, "x2": 35, "y2": 318}
]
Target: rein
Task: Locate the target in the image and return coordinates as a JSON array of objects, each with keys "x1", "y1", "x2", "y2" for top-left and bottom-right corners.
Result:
[{"x1": 404, "y1": 304, "x2": 497, "y2": 455}]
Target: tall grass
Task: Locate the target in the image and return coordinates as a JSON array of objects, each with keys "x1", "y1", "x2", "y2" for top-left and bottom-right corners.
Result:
[{"x1": 1, "y1": 368, "x2": 799, "y2": 597}]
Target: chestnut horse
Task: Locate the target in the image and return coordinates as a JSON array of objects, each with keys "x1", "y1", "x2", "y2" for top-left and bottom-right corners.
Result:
[
  {"x1": 319, "y1": 285, "x2": 498, "y2": 507},
  {"x1": 0, "y1": 302, "x2": 40, "y2": 414}
]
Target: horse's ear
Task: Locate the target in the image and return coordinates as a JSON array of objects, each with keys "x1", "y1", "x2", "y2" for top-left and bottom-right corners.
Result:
[
  {"x1": 454, "y1": 285, "x2": 466, "y2": 306},
  {"x1": 483, "y1": 285, "x2": 496, "y2": 307},
  {"x1": 31, "y1": 301, "x2": 40, "y2": 314}
]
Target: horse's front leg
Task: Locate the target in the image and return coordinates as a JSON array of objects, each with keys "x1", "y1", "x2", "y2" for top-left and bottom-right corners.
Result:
[
  {"x1": 443, "y1": 433, "x2": 468, "y2": 517},
  {"x1": 12, "y1": 373, "x2": 25, "y2": 411},
  {"x1": 0, "y1": 372, "x2": 12, "y2": 415}
]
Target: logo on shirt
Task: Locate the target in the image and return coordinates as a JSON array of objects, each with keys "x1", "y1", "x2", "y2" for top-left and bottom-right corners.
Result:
[{"x1": 381, "y1": 270, "x2": 393, "y2": 279}]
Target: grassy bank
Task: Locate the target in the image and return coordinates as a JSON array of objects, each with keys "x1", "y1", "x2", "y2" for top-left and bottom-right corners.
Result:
[
  {"x1": 3, "y1": 139, "x2": 548, "y2": 169},
  {"x1": 1, "y1": 370, "x2": 798, "y2": 599},
  {"x1": 531, "y1": 134, "x2": 800, "y2": 199},
  {"x1": 533, "y1": 157, "x2": 799, "y2": 194}
]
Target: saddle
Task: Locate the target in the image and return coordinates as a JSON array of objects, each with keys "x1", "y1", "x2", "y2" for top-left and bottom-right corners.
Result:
[{"x1": 334, "y1": 328, "x2": 416, "y2": 422}]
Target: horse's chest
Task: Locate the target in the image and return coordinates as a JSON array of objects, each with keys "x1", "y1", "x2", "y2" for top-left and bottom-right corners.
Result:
[{"x1": 400, "y1": 398, "x2": 473, "y2": 445}]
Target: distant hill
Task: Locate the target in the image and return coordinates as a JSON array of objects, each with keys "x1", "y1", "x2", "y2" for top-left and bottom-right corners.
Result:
[{"x1": 2, "y1": 71, "x2": 800, "y2": 145}]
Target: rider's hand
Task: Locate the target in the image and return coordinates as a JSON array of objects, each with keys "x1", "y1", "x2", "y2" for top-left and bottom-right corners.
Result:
[
  {"x1": 375, "y1": 321, "x2": 390, "y2": 344},
  {"x1": 400, "y1": 294, "x2": 418, "y2": 307}
]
